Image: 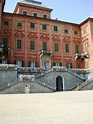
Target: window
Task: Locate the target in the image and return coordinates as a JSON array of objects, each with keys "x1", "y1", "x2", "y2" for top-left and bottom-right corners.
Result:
[
  {"x1": 64, "y1": 29, "x2": 68, "y2": 33},
  {"x1": 66, "y1": 62, "x2": 72, "y2": 68},
  {"x1": 2, "y1": 60, "x2": 8, "y2": 64},
  {"x1": 65, "y1": 44, "x2": 69, "y2": 53},
  {"x1": 43, "y1": 15, "x2": 47, "y2": 19},
  {"x1": 30, "y1": 23, "x2": 35, "y2": 28},
  {"x1": 86, "y1": 62, "x2": 89, "y2": 68},
  {"x1": 29, "y1": 61, "x2": 38, "y2": 67},
  {"x1": 85, "y1": 43, "x2": 88, "y2": 52},
  {"x1": 33, "y1": 13, "x2": 37, "y2": 17},
  {"x1": 17, "y1": 39, "x2": 22, "y2": 49},
  {"x1": 74, "y1": 31, "x2": 78, "y2": 34},
  {"x1": 30, "y1": 41, "x2": 34, "y2": 50},
  {"x1": 3, "y1": 38, "x2": 8, "y2": 51},
  {"x1": 54, "y1": 26, "x2": 58, "y2": 31},
  {"x1": 83, "y1": 28, "x2": 87, "y2": 34},
  {"x1": 17, "y1": 22, "x2": 22, "y2": 27},
  {"x1": 43, "y1": 42, "x2": 47, "y2": 51},
  {"x1": 42, "y1": 24, "x2": 47, "y2": 30},
  {"x1": 4, "y1": 21, "x2": 8, "y2": 25},
  {"x1": 53, "y1": 62, "x2": 62, "y2": 66},
  {"x1": 54, "y1": 43, "x2": 58, "y2": 52},
  {"x1": 23, "y1": 11, "x2": 27, "y2": 15},
  {"x1": 76, "y1": 63, "x2": 80, "y2": 68},
  {"x1": 75, "y1": 45, "x2": 79, "y2": 53},
  {"x1": 16, "y1": 60, "x2": 23, "y2": 67}
]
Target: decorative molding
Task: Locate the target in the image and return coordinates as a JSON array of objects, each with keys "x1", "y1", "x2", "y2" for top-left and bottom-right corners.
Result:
[
  {"x1": 14, "y1": 31, "x2": 25, "y2": 37},
  {"x1": 40, "y1": 34, "x2": 49, "y2": 39},
  {"x1": 73, "y1": 38, "x2": 81, "y2": 43},
  {"x1": 82, "y1": 35, "x2": 89, "y2": 42},
  {"x1": 3, "y1": 29, "x2": 11, "y2": 35},
  {"x1": 63, "y1": 36, "x2": 71, "y2": 42},
  {"x1": 52, "y1": 35, "x2": 60, "y2": 41},
  {"x1": 27, "y1": 32, "x2": 37, "y2": 38}
]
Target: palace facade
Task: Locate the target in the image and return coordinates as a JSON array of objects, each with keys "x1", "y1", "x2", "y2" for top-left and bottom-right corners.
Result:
[{"x1": 0, "y1": 0, "x2": 93, "y2": 69}]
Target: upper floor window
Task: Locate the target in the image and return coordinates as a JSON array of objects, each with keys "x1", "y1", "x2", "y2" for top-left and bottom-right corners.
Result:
[
  {"x1": 75, "y1": 45, "x2": 79, "y2": 53},
  {"x1": 23, "y1": 11, "x2": 27, "y2": 15},
  {"x1": 17, "y1": 22, "x2": 22, "y2": 27},
  {"x1": 42, "y1": 24, "x2": 47, "y2": 30},
  {"x1": 54, "y1": 43, "x2": 58, "y2": 52},
  {"x1": 33, "y1": 13, "x2": 37, "y2": 17},
  {"x1": 17, "y1": 39, "x2": 22, "y2": 49},
  {"x1": 85, "y1": 43, "x2": 88, "y2": 52},
  {"x1": 30, "y1": 23, "x2": 35, "y2": 28},
  {"x1": 65, "y1": 44, "x2": 69, "y2": 53},
  {"x1": 64, "y1": 29, "x2": 68, "y2": 33},
  {"x1": 3, "y1": 38, "x2": 8, "y2": 51},
  {"x1": 54, "y1": 26, "x2": 58, "y2": 32},
  {"x1": 83, "y1": 28, "x2": 87, "y2": 35},
  {"x1": 74, "y1": 31, "x2": 78, "y2": 35},
  {"x1": 30, "y1": 41, "x2": 35, "y2": 50},
  {"x1": 29, "y1": 61, "x2": 38, "y2": 67},
  {"x1": 43, "y1": 42, "x2": 47, "y2": 51},
  {"x1": 66, "y1": 62, "x2": 73, "y2": 68},
  {"x1": 4, "y1": 21, "x2": 9, "y2": 25},
  {"x1": 43, "y1": 15, "x2": 47, "y2": 19}
]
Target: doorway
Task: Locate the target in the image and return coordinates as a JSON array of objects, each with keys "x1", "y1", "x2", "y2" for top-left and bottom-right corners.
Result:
[{"x1": 56, "y1": 76, "x2": 63, "y2": 91}]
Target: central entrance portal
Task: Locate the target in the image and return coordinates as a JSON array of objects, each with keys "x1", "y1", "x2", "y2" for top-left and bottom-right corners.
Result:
[{"x1": 56, "y1": 76, "x2": 63, "y2": 91}]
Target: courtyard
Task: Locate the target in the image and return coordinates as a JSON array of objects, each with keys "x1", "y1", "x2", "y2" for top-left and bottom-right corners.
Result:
[{"x1": 0, "y1": 91, "x2": 93, "y2": 124}]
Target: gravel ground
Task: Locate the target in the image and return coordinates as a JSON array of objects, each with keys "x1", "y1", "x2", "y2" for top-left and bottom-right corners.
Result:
[{"x1": 0, "y1": 91, "x2": 93, "y2": 124}]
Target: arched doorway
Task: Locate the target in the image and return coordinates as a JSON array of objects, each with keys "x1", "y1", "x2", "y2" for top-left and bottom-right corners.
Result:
[{"x1": 56, "y1": 76, "x2": 63, "y2": 91}]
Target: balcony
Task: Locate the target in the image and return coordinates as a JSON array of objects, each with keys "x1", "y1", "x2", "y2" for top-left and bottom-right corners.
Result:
[
  {"x1": 74, "y1": 52, "x2": 90, "y2": 60},
  {"x1": 39, "y1": 50, "x2": 52, "y2": 56}
]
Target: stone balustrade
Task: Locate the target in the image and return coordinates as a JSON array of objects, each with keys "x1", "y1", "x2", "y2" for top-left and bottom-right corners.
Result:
[
  {"x1": 0, "y1": 64, "x2": 17, "y2": 70},
  {"x1": 19, "y1": 74, "x2": 35, "y2": 82}
]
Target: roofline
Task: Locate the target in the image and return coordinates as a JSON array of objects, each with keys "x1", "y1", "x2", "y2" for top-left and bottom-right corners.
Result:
[
  {"x1": 14, "y1": 2, "x2": 53, "y2": 13},
  {"x1": 80, "y1": 17, "x2": 93, "y2": 26},
  {"x1": 3, "y1": 12, "x2": 79, "y2": 26}
]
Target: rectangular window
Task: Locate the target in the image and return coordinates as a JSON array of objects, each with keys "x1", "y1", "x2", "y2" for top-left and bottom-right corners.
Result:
[
  {"x1": 29, "y1": 61, "x2": 38, "y2": 67},
  {"x1": 85, "y1": 43, "x2": 88, "y2": 52},
  {"x1": 65, "y1": 44, "x2": 69, "y2": 53},
  {"x1": 33, "y1": 13, "x2": 37, "y2": 17},
  {"x1": 17, "y1": 22, "x2": 22, "y2": 27},
  {"x1": 17, "y1": 39, "x2": 22, "y2": 49},
  {"x1": 3, "y1": 38, "x2": 8, "y2": 51},
  {"x1": 75, "y1": 45, "x2": 79, "y2": 53},
  {"x1": 54, "y1": 26, "x2": 58, "y2": 31},
  {"x1": 23, "y1": 11, "x2": 27, "y2": 15},
  {"x1": 54, "y1": 43, "x2": 58, "y2": 52},
  {"x1": 83, "y1": 28, "x2": 87, "y2": 34},
  {"x1": 86, "y1": 62, "x2": 89, "y2": 68},
  {"x1": 43, "y1": 15, "x2": 47, "y2": 19},
  {"x1": 30, "y1": 41, "x2": 34, "y2": 50},
  {"x1": 16, "y1": 60, "x2": 23, "y2": 67},
  {"x1": 66, "y1": 62, "x2": 72, "y2": 68},
  {"x1": 30, "y1": 23, "x2": 35, "y2": 28},
  {"x1": 64, "y1": 29, "x2": 68, "y2": 33},
  {"x1": 42, "y1": 24, "x2": 47, "y2": 30},
  {"x1": 43, "y1": 42, "x2": 47, "y2": 51},
  {"x1": 4, "y1": 21, "x2": 8, "y2": 25},
  {"x1": 74, "y1": 31, "x2": 78, "y2": 34}
]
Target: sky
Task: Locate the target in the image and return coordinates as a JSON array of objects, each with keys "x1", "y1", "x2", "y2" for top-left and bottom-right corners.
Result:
[{"x1": 4, "y1": 0, "x2": 93, "y2": 24}]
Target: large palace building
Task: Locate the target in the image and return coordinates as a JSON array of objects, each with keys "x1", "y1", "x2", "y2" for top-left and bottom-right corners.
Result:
[{"x1": 0, "y1": 0, "x2": 93, "y2": 69}]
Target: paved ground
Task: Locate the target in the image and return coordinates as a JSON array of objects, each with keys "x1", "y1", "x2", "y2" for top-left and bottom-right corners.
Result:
[{"x1": 0, "y1": 91, "x2": 93, "y2": 124}]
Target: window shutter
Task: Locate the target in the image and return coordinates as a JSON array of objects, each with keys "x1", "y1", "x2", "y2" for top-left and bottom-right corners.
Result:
[
  {"x1": 75, "y1": 45, "x2": 79, "y2": 53},
  {"x1": 55, "y1": 43, "x2": 58, "y2": 52},
  {"x1": 3, "y1": 38, "x2": 8, "y2": 51},
  {"x1": 30, "y1": 41, "x2": 34, "y2": 50},
  {"x1": 53, "y1": 62, "x2": 56, "y2": 66},
  {"x1": 17, "y1": 39, "x2": 21, "y2": 49},
  {"x1": 22, "y1": 61, "x2": 24, "y2": 67},
  {"x1": 59, "y1": 62, "x2": 62, "y2": 66},
  {"x1": 29, "y1": 61, "x2": 31, "y2": 67},
  {"x1": 30, "y1": 23, "x2": 35, "y2": 28},
  {"x1": 35, "y1": 62, "x2": 38, "y2": 67},
  {"x1": 43, "y1": 42, "x2": 47, "y2": 50},
  {"x1": 65, "y1": 44, "x2": 69, "y2": 53},
  {"x1": 42, "y1": 24, "x2": 47, "y2": 30}
]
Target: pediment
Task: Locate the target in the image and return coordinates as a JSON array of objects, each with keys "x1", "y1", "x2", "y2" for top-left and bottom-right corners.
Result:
[
  {"x1": 27, "y1": 32, "x2": 37, "y2": 38},
  {"x1": 40, "y1": 34, "x2": 49, "y2": 39},
  {"x1": 63, "y1": 36, "x2": 71, "y2": 42},
  {"x1": 14, "y1": 31, "x2": 25, "y2": 37},
  {"x1": 52, "y1": 35, "x2": 60, "y2": 41},
  {"x1": 73, "y1": 38, "x2": 81, "y2": 43},
  {"x1": 3, "y1": 29, "x2": 11, "y2": 35}
]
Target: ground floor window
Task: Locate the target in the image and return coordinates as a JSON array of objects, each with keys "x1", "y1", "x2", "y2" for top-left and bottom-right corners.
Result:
[
  {"x1": 2, "y1": 60, "x2": 8, "y2": 64},
  {"x1": 16, "y1": 60, "x2": 23, "y2": 67}
]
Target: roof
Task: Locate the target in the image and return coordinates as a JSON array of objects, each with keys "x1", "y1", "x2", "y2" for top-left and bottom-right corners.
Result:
[{"x1": 20, "y1": 0, "x2": 52, "y2": 11}]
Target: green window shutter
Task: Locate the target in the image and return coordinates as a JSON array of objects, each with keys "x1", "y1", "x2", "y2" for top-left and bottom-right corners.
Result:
[
  {"x1": 43, "y1": 42, "x2": 47, "y2": 50},
  {"x1": 3, "y1": 38, "x2": 8, "y2": 51},
  {"x1": 74, "y1": 31, "x2": 78, "y2": 34},
  {"x1": 42, "y1": 24, "x2": 47, "y2": 30},
  {"x1": 17, "y1": 22, "x2": 22, "y2": 27},
  {"x1": 4, "y1": 21, "x2": 8, "y2": 25},
  {"x1": 30, "y1": 23, "x2": 35, "y2": 28},
  {"x1": 65, "y1": 44, "x2": 69, "y2": 53},
  {"x1": 55, "y1": 43, "x2": 58, "y2": 52},
  {"x1": 30, "y1": 41, "x2": 34, "y2": 50},
  {"x1": 66, "y1": 62, "x2": 72, "y2": 68},
  {"x1": 76, "y1": 63, "x2": 80, "y2": 68},
  {"x1": 54, "y1": 26, "x2": 58, "y2": 31},
  {"x1": 59, "y1": 62, "x2": 62, "y2": 66},
  {"x1": 75, "y1": 45, "x2": 79, "y2": 53},
  {"x1": 35, "y1": 62, "x2": 38, "y2": 67},
  {"x1": 64, "y1": 29, "x2": 68, "y2": 33},
  {"x1": 17, "y1": 39, "x2": 22, "y2": 49}
]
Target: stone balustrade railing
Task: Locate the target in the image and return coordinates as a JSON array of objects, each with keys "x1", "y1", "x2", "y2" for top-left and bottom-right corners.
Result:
[
  {"x1": 19, "y1": 74, "x2": 35, "y2": 82},
  {"x1": 0, "y1": 64, "x2": 17, "y2": 70}
]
